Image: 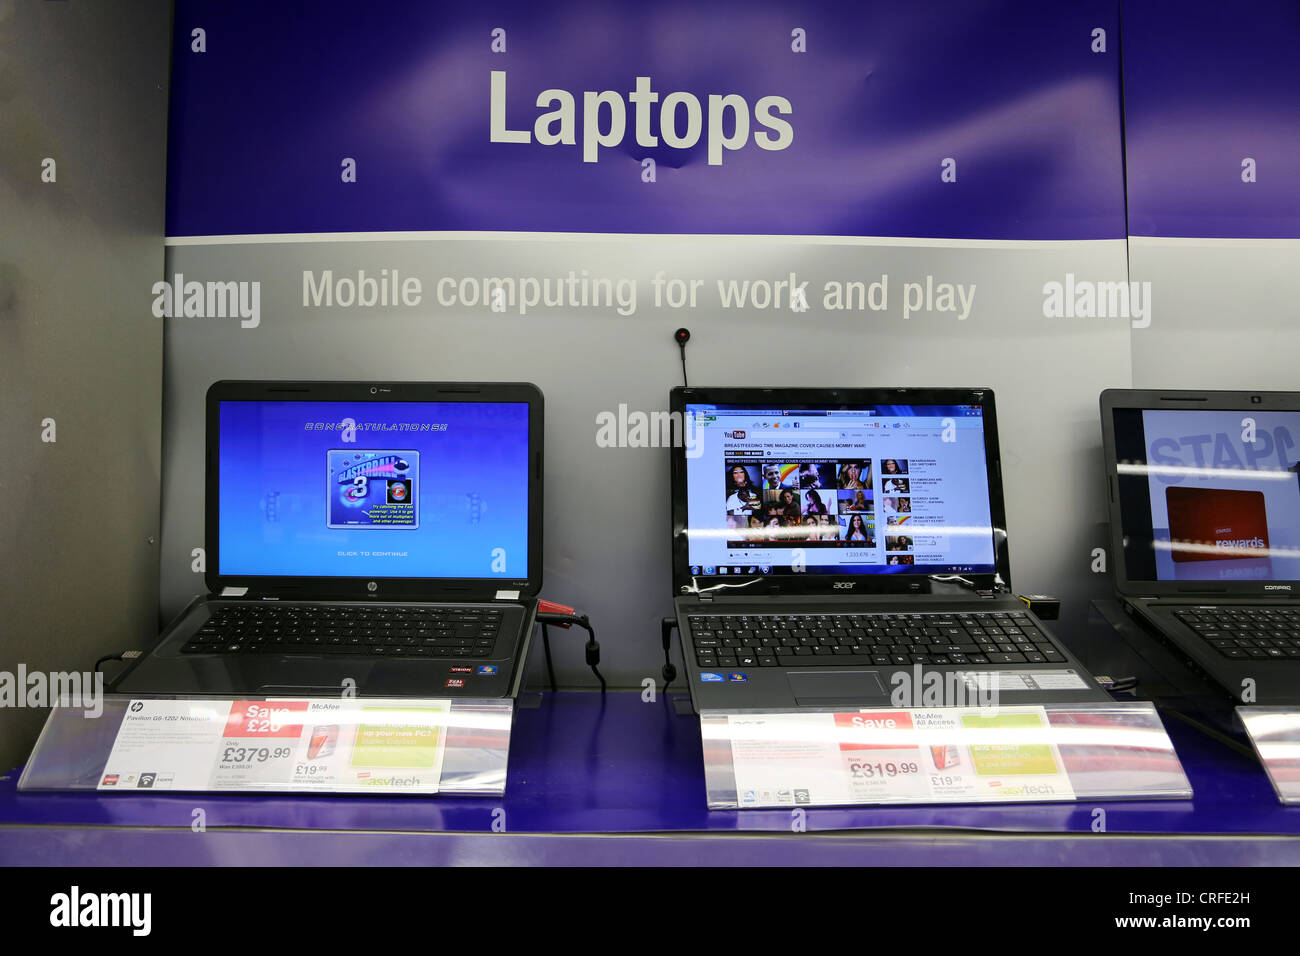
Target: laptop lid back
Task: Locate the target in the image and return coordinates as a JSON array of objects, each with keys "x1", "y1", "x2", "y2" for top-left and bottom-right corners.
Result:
[
  {"x1": 1100, "y1": 388, "x2": 1300, "y2": 599},
  {"x1": 206, "y1": 381, "x2": 543, "y2": 600},
  {"x1": 670, "y1": 386, "x2": 1010, "y2": 598}
]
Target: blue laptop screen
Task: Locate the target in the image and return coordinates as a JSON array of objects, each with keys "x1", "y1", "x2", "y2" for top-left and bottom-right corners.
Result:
[{"x1": 217, "y1": 400, "x2": 529, "y2": 578}]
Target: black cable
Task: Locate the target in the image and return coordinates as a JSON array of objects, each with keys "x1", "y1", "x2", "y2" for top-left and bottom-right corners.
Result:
[
  {"x1": 660, "y1": 616, "x2": 679, "y2": 697},
  {"x1": 1161, "y1": 706, "x2": 1256, "y2": 760},
  {"x1": 540, "y1": 623, "x2": 558, "y2": 694},
  {"x1": 674, "y1": 328, "x2": 690, "y2": 387},
  {"x1": 94, "y1": 654, "x2": 124, "y2": 673},
  {"x1": 575, "y1": 617, "x2": 606, "y2": 693},
  {"x1": 536, "y1": 611, "x2": 604, "y2": 693},
  {"x1": 95, "y1": 650, "x2": 142, "y2": 674}
]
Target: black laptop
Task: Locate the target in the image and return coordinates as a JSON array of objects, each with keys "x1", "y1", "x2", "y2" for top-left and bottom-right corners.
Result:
[
  {"x1": 670, "y1": 386, "x2": 1110, "y2": 710},
  {"x1": 114, "y1": 380, "x2": 542, "y2": 699},
  {"x1": 1100, "y1": 388, "x2": 1300, "y2": 705}
]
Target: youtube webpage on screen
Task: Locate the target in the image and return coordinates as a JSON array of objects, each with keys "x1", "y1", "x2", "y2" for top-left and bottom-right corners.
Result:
[
  {"x1": 1141, "y1": 409, "x2": 1300, "y2": 582},
  {"x1": 683, "y1": 404, "x2": 997, "y2": 577}
]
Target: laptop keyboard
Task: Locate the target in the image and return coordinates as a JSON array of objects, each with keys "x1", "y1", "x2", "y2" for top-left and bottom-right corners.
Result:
[
  {"x1": 686, "y1": 610, "x2": 1067, "y2": 669},
  {"x1": 181, "y1": 603, "x2": 505, "y2": 659},
  {"x1": 1173, "y1": 607, "x2": 1300, "y2": 660}
]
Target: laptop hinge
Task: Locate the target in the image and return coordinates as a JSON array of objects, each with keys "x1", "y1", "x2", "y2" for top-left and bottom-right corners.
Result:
[
  {"x1": 493, "y1": 589, "x2": 521, "y2": 600},
  {"x1": 220, "y1": 586, "x2": 250, "y2": 598},
  {"x1": 697, "y1": 591, "x2": 714, "y2": 603}
]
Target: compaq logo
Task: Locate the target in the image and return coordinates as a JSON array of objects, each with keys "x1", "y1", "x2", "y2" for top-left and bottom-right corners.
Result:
[
  {"x1": 1265, "y1": 585, "x2": 1292, "y2": 591},
  {"x1": 832, "y1": 582, "x2": 855, "y2": 589}
]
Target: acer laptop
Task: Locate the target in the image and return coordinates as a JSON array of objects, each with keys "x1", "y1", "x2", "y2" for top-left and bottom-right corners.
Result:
[
  {"x1": 670, "y1": 386, "x2": 1110, "y2": 710},
  {"x1": 1100, "y1": 388, "x2": 1300, "y2": 705},
  {"x1": 114, "y1": 381, "x2": 542, "y2": 699}
]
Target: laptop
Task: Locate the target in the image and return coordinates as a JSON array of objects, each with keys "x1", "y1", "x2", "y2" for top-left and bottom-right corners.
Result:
[
  {"x1": 114, "y1": 380, "x2": 543, "y2": 699},
  {"x1": 1100, "y1": 388, "x2": 1300, "y2": 705},
  {"x1": 670, "y1": 386, "x2": 1111, "y2": 710}
]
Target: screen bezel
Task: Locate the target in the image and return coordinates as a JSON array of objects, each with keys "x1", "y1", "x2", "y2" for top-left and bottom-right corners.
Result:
[
  {"x1": 669, "y1": 386, "x2": 1011, "y2": 597},
  {"x1": 1100, "y1": 388, "x2": 1300, "y2": 599},
  {"x1": 206, "y1": 380, "x2": 543, "y2": 599}
]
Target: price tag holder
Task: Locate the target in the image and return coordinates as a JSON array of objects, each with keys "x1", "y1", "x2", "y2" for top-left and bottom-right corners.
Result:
[
  {"x1": 1237, "y1": 707, "x2": 1300, "y2": 805},
  {"x1": 19, "y1": 695, "x2": 512, "y2": 796},
  {"x1": 701, "y1": 701, "x2": 1191, "y2": 809}
]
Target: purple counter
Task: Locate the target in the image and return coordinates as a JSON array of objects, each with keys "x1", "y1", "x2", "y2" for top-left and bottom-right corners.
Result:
[{"x1": 2, "y1": 683, "x2": 1298, "y2": 865}]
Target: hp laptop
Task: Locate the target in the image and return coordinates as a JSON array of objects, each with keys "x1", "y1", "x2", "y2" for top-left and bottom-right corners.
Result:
[
  {"x1": 670, "y1": 386, "x2": 1110, "y2": 710},
  {"x1": 1100, "y1": 388, "x2": 1300, "y2": 705},
  {"x1": 115, "y1": 381, "x2": 542, "y2": 699}
]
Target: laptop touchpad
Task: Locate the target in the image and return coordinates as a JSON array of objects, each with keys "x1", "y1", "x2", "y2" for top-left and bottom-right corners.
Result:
[{"x1": 787, "y1": 671, "x2": 889, "y2": 707}]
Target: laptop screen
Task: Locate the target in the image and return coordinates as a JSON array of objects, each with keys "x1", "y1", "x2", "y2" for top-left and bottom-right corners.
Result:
[
  {"x1": 681, "y1": 401, "x2": 998, "y2": 577},
  {"x1": 216, "y1": 399, "x2": 530, "y2": 579},
  {"x1": 1111, "y1": 406, "x2": 1300, "y2": 583}
]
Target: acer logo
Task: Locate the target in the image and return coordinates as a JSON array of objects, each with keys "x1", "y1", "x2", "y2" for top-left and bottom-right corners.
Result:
[
  {"x1": 1265, "y1": 585, "x2": 1292, "y2": 591},
  {"x1": 832, "y1": 581, "x2": 855, "y2": 589}
]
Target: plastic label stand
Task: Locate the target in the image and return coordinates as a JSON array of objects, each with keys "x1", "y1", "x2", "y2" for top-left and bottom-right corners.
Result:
[
  {"x1": 18, "y1": 695, "x2": 512, "y2": 796},
  {"x1": 700, "y1": 701, "x2": 1191, "y2": 809},
  {"x1": 1237, "y1": 707, "x2": 1300, "y2": 805}
]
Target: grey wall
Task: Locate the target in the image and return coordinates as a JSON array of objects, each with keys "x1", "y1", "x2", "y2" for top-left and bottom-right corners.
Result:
[
  {"x1": 0, "y1": 0, "x2": 170, "y2": 769},
  {"x1": 160, "y1": 236, "x2": 1132, "y2": 689},
  {"x1": 1129, "y1": 238, "x2": 1300, "y2": 391}
]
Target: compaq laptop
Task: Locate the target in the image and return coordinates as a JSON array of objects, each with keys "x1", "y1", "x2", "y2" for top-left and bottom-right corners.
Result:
[
  {"x1": 670, "y1": 386, "x2": 1110, "y2": 710},
  {"x1": 1100, "y1": 388, "x2": 1300, "y2": 705},
  {"x1": 114, "y1": 381, "x2": 542, "y2": 699}
]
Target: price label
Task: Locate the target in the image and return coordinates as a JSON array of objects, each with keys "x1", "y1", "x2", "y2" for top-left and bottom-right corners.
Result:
[
  {"x1": 223, "y1": 701, "x2": 309, "y2": 738},
  {"x1": 213, "y1": 742, "x2": 298, "y2": 787},
  {"x1": 98, "y1": 698, "x2": 452, "y2": 793},
  {"x1": 834, "y1": 711, "x2": 930, "y2": 800},
  {"x1": 724, "y1": 706, "x2": 1075, "y2": 807}
]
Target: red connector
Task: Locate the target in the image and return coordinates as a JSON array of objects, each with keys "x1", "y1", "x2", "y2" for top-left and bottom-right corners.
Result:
[{"x1": 537, "y1": 599, "x2": 577, "y2": 626}]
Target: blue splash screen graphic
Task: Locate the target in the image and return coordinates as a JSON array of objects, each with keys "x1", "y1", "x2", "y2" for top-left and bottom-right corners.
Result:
[{"x1": 217, "y1": 400, "x2": 529, "y2": 578}]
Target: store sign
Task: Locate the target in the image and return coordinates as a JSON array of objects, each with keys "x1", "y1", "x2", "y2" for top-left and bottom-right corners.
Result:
[{"x1": 166, "y1": 0, "x2": 1124, "y2": 240}]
